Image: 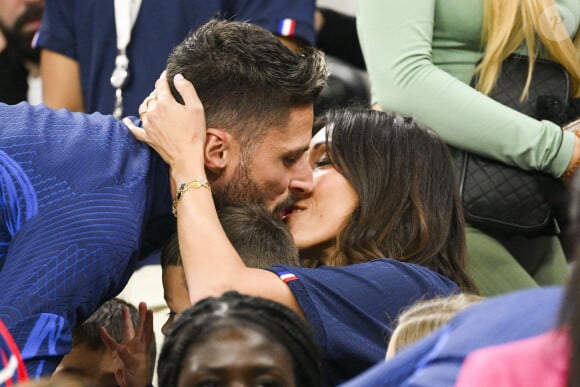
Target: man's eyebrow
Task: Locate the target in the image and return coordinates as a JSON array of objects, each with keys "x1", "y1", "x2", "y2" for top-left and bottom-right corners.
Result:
[
  {"x1": 194, "y1": 365, "x2": 281, "y2": 373},
  {"x1": 283, "y1": 146, "x2": 310, "y2": 156}
]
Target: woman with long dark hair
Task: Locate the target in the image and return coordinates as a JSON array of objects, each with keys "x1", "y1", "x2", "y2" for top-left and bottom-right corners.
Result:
[{"x1": 290, "y1": 108, "x2": 475, "y2": 292}]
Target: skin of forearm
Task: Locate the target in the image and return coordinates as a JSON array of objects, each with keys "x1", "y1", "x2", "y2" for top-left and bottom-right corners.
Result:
[{"x1": 170, "y1": 158, "x2": 248, "y2": 305}]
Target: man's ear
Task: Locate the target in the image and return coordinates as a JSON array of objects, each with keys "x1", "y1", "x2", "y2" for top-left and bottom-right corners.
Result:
[{"x1": 204, "y1": 128, "x2": 233, "y2": 176}]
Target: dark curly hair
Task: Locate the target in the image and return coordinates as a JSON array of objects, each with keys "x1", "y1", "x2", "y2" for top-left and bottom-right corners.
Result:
[{"x1": 157, "y1": 291, "x2": 321, "y2": 387}]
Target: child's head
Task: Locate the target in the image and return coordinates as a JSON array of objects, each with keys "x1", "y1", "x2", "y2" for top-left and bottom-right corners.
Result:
[
  {"x1": 218, "y1": 204, "x2": 300, "y2": 268},
  {"x1": 157, "y1": 291, "x2": 321, "y2": 387},
  {"x1": 160, "y1": 233, "x2": 190, "y2": 335},
  {"x1": 386, "y1": 293, "x2": 484, "y2": 359},
  {"x1": 51, "y1": 298, "x2": 156, "y2": 387},
  {"x1": 160, "y1": 204, "x2": 300, "y2": 334}
]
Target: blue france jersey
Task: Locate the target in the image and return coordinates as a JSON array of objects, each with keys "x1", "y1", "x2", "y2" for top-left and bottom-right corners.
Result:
[
  {"x1": 0, "y1": 103, "x2": 170, "y2": 377},
  {"x1": 267, "y1": 259, "x2": 460, "y2": 386}
]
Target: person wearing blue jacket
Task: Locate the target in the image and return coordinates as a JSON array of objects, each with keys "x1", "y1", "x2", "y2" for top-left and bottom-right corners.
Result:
[{"x1": 0, "y1": 19, "x2": 326, "y2": 378}]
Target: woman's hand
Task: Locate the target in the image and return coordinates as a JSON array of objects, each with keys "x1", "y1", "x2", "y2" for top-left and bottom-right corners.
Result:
[
  {"x1": 562, "y1": 119, "x2": 580, "y2": 180},
  {"x1": 99, "y1": 302, "x2": 154, "y2": 387},
  {"x1": 124, "y1": 73, "x2": 206, "y2": 171}
]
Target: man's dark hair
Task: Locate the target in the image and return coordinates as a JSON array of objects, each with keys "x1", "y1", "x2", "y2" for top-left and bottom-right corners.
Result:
[
  {"x1": 158, "y1": 291, "x2": 321, "y2": 387},
  {"x1": 166, "y1": 19, "x2": 327, "y2": 147},
  {"x1": 72, "y1": 298, "x2": 156, "y2": 384},
  {"x1": 161, "y1": 204, "x2": 299, "y2": 270}
]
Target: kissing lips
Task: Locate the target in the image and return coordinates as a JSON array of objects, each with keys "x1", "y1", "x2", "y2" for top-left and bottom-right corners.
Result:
[{"x1": 279, "y1": 205, "x2": 304, "y2": 222}]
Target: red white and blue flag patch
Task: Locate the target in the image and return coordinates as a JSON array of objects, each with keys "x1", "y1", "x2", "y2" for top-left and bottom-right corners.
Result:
[
  {"x1": 278, "y1": 18, "x2": 296, "y2": 37},
  {"x1": 278, "y1": 271, "x2": 298, "y2": 283},
  {"x1": 0, "y1": 320, "x2": 28, "y2": 386}
]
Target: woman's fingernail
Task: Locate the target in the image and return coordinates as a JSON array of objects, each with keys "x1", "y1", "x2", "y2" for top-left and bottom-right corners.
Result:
[{"x1": 175, "y1": 74, "x2": 184, "y2": 81}]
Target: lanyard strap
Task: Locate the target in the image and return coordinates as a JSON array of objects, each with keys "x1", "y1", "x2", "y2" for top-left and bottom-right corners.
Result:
[{"x1": 110, "y1": 0, "x2": 143, "y2": 119}]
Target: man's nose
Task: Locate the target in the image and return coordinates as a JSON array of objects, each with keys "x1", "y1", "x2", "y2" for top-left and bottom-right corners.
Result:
[{"x1": 289, "y1": 158, "x2": 314, "y2": 197}]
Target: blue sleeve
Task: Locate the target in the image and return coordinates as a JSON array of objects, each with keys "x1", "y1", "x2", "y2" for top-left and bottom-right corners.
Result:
[
  {"x1": 269, "y1": 260, "x2": 459, "y2": 348},
  {"x1": 1, "y1": 187, "x2": 144, "y2": 377},
  {"x1": 267, "y1": 259, "x2": 459, "y2": 385},
  {"x1": 404, "y1": 287, "x2": 563, "y2": 386},
  {"x1": 226, "y1": 0, "x2": 316, "y2": 45},
  {"x1": 36, "y1": 0, "x2": 78, "y2": 59},
  {"x1": 0, "y1": 103, "x2": 154, "y2": 377},
  {"x1": 338, "y1": 329, "x2": 445, "y2": 387},
  {"x1": 339, "y1": 286, "x2": 563, "y2": 386}
]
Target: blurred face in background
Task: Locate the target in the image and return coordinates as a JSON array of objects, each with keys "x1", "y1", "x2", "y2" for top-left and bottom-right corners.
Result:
[
  {"x1": 0, "y1": 0, "x2": 44, "y2": 61},
  {"x1": 52, "y1": 344, "x2": 118, "y2": 387}
]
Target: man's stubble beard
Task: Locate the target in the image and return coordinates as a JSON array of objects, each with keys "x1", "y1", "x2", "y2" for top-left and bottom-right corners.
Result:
[
  {"x1": 212, "y1": 155, "x2": 297, "y2": 216},
  {"x1": 212, "y1": 158, "x2": 269, "y2": 211}
]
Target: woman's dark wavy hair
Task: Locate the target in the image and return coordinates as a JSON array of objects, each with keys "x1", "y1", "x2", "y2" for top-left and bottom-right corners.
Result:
[
  {"x1": 317, "y1": 108, "x2": 477, "y2": 293},
  {"x1": 157, "y1": 291, "x2": 321, "y2": 387}
]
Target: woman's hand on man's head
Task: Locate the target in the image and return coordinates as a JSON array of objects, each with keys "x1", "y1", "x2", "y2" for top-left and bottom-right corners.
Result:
[{"x1": 124, "y1": 72, "x2": 207, "y2": 171}]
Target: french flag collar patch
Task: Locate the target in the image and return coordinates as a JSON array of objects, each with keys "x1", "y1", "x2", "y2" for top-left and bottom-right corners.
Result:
[
  {"x1": 278, "y1": 18, "x2": 296, "y2": 37},
  {"x1": 278, "y1": 271, "x2": 298, "y2": 283}
]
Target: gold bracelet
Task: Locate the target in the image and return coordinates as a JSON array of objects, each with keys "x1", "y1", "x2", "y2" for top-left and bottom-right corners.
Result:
[
  {"x1": 564, "y1": 130, "x2": 580, "y2": 179},
  {"x1": 172, "y1": 178, "x2": 211, "y2": 217}
]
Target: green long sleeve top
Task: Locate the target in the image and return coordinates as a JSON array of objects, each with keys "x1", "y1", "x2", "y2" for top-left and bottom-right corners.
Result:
[{"x1": 357, "y1": 0, "x2": 580, "y2": 177}]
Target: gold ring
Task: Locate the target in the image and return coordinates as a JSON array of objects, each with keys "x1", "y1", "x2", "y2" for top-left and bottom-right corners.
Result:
[{"x1": 139, "y1": 110, "x2": 147, "y2": 122}]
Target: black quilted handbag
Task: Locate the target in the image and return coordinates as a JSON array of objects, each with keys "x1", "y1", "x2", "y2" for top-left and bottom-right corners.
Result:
[{"x1": 454, "y1": 54, "x2": 571, "y2": 236}]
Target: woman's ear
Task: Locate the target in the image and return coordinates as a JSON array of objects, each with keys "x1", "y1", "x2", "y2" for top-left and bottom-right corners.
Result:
[{"x1": 204, "y1": 128, "x2": 232, "y2": 176}]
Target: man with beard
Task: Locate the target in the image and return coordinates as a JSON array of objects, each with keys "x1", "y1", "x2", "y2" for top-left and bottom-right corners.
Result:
[
  {"x1": 0, "y1": 20, "x2": 326, "y2": 378},
  {"x1": 0, "y1": 0, "x2": 43, "y2": 104}
]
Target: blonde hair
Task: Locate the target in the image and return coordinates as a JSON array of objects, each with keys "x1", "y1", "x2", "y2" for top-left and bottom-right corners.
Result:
[
  {"x1": 386, "y1": 294, "x2": 484, "y2": 359},
  {"x1": 475, "y1": 0, "x2": 580, "y2": 99}
]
